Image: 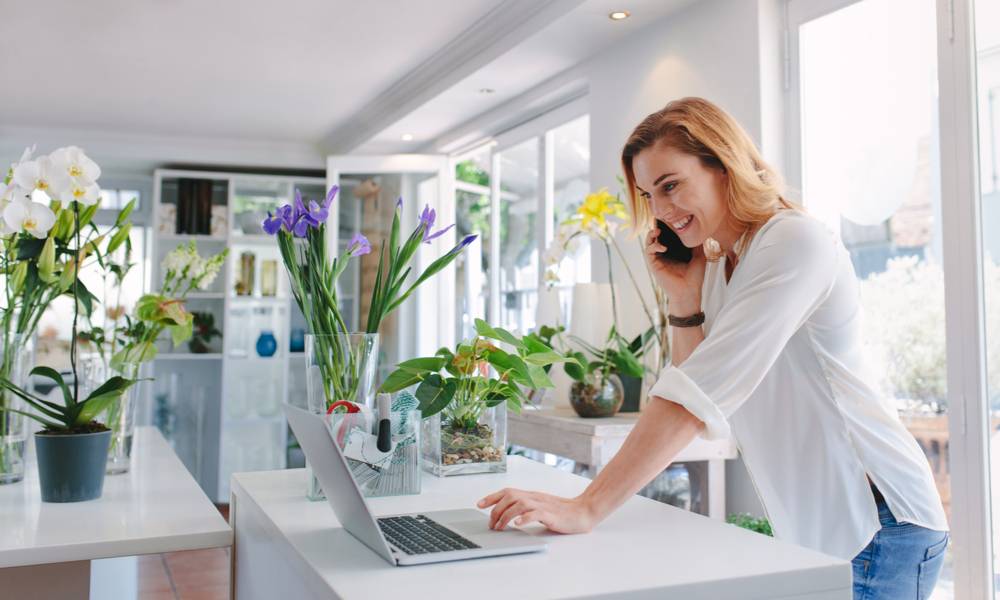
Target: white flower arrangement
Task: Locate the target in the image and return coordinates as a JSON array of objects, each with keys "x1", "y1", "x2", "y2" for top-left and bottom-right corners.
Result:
[{"x1": 1, "y1": 145, "x2": 102, "y2": 239}]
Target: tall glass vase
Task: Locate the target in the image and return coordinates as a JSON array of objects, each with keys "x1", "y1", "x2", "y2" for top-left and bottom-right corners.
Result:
[
  {"x1": 0, "y1": 333, "x2": 33, "y2": 485},
  {"x1": 304, "y1": 333, "x2": 379, "y2": 500},
  {"x1": 81, "y1": 356, "x2": 140, "y2": 475}
]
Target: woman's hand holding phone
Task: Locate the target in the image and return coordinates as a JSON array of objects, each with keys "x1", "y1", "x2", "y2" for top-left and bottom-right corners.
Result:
[{"x1": 644, "y1": 222, "x2": 706, "y2": 314}]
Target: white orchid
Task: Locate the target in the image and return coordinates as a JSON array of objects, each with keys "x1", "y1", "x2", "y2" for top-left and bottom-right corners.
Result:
[
  {"x1": 49, "y1": 146, "x2": 101, "y2": 183},
  {"x1": 63, "y1": 177, "x2": 101, "y2": 206},
  {"x1": 3, "y1": 197, "x2": 56, "y2": 238},
  {"x1": 12, "y1": 155, "x2": 62, "y2": 198}
]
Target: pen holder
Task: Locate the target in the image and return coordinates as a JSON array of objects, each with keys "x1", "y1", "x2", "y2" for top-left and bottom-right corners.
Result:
[{"x1": 306, "y1": 407, "x2": 422, "y2": 500}]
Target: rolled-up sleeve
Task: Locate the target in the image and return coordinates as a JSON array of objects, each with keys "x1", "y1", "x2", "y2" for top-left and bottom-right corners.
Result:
[{"x1": 648, "y1": 215, "x2": 839, "y2": 440}]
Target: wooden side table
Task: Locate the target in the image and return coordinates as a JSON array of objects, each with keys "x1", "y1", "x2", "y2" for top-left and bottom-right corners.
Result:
[{"x1": 508, "y1": 406, "x2": 738, "y2": 520}]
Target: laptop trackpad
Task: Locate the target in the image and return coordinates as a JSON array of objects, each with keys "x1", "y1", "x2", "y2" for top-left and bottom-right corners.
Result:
[{"x1": 433, "y1": 510, "x2": 541, "y2": 544}]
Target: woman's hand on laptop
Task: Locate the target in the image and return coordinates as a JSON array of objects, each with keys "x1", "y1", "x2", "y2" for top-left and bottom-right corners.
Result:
[{"x1": 477, "y1": 488, "x2": 596, "y2": 533}]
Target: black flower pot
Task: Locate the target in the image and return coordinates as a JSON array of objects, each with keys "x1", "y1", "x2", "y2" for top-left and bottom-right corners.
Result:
[
  {"x1": 618, "y1": 374, "x2": 643, "y2": 413},
  {"x1": 35, "y1": 430, "x2": 112, "y2": 502}
]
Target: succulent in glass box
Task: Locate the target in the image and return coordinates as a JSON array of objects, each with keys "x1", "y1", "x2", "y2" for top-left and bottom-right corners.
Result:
[{"x1": 380, "y1": 319, "x2": 568, "y2": 476}]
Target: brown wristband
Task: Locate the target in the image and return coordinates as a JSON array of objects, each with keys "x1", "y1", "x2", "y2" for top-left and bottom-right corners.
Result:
[{"x1": 668, "y1": 312, "x2": 705, "y2": 327}]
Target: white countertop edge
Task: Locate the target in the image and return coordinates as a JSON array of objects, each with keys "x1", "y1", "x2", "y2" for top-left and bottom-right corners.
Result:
[{"x1": 0, "y1": 529, "x2": 232, "y2": 569}]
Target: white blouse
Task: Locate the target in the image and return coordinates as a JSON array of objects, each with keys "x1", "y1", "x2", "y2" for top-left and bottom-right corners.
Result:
[{"x1": 648, "y1": 209, "x2": 949, "y2": 560}]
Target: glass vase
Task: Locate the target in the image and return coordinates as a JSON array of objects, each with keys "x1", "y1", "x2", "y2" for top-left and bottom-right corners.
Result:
[
  {"x1": 422, "y1": 404, "x2": 507, "y2": 477},
  {"x1": 81, "y1": 357, "x2": 140, "y2": 475},
  {"x1": 304, "y1": 333, "x2": 379, "y2": 500},
  {"x1": 569, "y1": 376, "x2": 625, "y2": 418},
  {"x1": 0, "y1": 333, "x2": 33, "y2": 485}
]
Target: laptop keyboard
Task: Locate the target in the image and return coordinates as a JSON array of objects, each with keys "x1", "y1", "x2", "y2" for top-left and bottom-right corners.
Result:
[{"x1": 377, "y1": 515, "x2": 481, "y2": 555}]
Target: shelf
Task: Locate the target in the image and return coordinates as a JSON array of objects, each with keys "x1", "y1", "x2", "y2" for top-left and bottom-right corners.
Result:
[
  {"x1": 158, "y1": 234, "x2": 228, "y2": 242},
  {"x1": 157, "y1": 353, "x2": 224, "y2": 360},
  {"x1": 185, "y1": 292, "x2": 226, "y2": 299},
  {"x1": 229, "y1": 295, "x2": 288, "y2": 304},
  {"x1": 225, "y1": 354, "x2": 286, "y2": 362},
  {"x1": 229, "y1": 234, "x2": 275, "y2": 245}
]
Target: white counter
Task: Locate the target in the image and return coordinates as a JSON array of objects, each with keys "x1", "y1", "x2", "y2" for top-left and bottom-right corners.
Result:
[
  {"x1": 0, "y1": 426, "x2": 231, "y2": 598},
  {"x1": 231, "y1": 457, "x2": 851, "y2": 599}
]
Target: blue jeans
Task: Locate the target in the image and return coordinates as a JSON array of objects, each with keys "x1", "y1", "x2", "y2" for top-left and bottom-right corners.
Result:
[{"x1": 852, "y1": 495, "x2": 949, "y2": 600}]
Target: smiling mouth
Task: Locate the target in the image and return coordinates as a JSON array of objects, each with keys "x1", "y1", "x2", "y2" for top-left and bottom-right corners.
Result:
[{"x1": 669, "y1": 215, "x2": 694, "y2": 232}]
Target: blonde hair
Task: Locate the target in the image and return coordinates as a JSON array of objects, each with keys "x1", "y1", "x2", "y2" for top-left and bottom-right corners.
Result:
[{"x1": 621, "y1": 97, "x2": 801, "y2": 261}]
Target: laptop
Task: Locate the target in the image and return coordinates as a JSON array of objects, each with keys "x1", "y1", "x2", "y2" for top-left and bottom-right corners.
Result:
[{"x1": 283, "y1": 404, "x2": 547, "y2": 566}]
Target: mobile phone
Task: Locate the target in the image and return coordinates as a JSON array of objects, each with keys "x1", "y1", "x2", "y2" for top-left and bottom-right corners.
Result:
[{"x1": 655, "y1": 219, "x2": 693, "y2": 264}]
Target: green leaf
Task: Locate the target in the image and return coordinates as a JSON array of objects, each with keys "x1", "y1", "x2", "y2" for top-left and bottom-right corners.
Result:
[
  {"x1": 106, "y1": 222, "x2": 132, "y2": 254},
  {"x1": 69, "y1": 280, "x2": 100, "y2": 318},
  {"x1": 395, "y1": 356, "x2": 447, "y2": 373},
  {"x1": 415, "y1": 374, "x2": 457, "y2": 419},
  {"x1": 564, "y1": 352, "x2": 587, "y2": 381},
  {"x1": 37, "y1": 236, "x2": 57, "y2": 283},
  {"x1": 486, "y1": 350, "x2": 532, "y2": 387},
  {"x1": 526, "y1": 364, "x2": 554, "y2": 389},
  {"x1": 474, "y1": 319, "x2": 523, "y2": 349},
  {"x1": 169, "y1": 319, "x2": 193, "y2": 346},
  {"x1": 522, "y1": 350, "x2": 565, "y2": 367},
  {"x1": 521, "y1": 333, "x2": 554, "y2": 355},
  {"x1": 30, "y1": 366, "x2": 73, "y2": 406},
  {"x1": 15, "y1": 237, "x2": 45, "y2": 260},
  {"x1": 115, "y1": 198, "x2": 137, "y2": 227},
  {"x1": 379, "y1": 368, "x2": 423, "y2": 393},
  {"x1": 611, "y1": 348, "x2": 645, "y2": 378},
  {"x1": 75, "y1": 376, "x2": 136, "y2": 425}
]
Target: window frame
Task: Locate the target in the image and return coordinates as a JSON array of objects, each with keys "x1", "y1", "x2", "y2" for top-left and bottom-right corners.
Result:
[{"x1": 784, "y1": 0, "x2": 994, "y2": 596}]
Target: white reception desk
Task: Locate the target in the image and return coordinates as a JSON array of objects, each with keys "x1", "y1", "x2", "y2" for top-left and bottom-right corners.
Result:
[{"x1": 231, "y1": 456, "x2": 851, "y2": 599}]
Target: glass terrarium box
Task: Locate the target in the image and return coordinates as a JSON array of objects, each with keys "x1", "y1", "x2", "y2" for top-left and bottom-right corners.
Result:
[{"x1": 421, "y1": 404, "x2": 507, "y2": 477}]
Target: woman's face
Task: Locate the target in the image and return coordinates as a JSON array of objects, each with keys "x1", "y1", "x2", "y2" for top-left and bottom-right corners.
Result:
[{"x1": 632, "y1": 142, "x2": 734, "y2": 249}]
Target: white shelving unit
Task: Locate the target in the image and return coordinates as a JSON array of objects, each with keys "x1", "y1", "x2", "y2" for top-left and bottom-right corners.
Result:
[{"x1": 150, "y1": 169, "x2": 325, "y2": 501}]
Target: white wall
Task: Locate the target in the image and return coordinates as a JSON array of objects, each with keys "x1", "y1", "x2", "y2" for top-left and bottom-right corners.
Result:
[{"x1": 584, "y1": 0, "x2": 785, "y2": 519}]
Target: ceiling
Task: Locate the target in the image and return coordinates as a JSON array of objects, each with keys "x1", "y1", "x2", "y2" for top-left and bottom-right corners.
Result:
[{"x1": 0, "y1": 0, "x2": 698, "y2": 162}]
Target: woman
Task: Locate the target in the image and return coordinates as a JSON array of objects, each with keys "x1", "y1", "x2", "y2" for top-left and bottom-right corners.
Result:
[{"x1": 478, "y1": 97, "x2": 949, "y2": 599}]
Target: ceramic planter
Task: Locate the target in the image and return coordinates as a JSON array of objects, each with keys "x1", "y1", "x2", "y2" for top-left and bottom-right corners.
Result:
[{"x1": 35, "y1": 429, "x2": 112, "y2": 502}]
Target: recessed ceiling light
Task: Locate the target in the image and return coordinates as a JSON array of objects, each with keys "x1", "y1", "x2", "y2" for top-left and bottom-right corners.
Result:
[
  {"x1": 609, "y1": 10, "x2": 630, "y2": 20},
  {"x1": 479, "y1": 88, "x2": 495, "y2": 94},
  {"x1": 401, "y1": 133, "x2": 414, "y2": 141}
]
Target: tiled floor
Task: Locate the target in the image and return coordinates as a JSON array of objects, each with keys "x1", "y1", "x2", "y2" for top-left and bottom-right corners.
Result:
[{"x1": 137, "y1": 505, "x2": 230, "y2": 600}]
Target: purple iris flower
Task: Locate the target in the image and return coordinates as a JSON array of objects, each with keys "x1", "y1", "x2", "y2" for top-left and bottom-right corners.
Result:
[
  {"x1": 418, "y1": 204, "x2": 454, "y2": 244},
  {"x1": 262, "y1": 211, "x2": 282, "y2": 235},
  {"x1": 395, "y1": 197, "x2": 403, "y2": 210},
  {"x1": 300, "y1": 185, "x2": 339, "y2": 229},
  {"x1": 447, "y1": 233, "x2": 478, "y2": 256},
  {"x1": 348, "y1": 232, "x2": 371, "y2": 256}
]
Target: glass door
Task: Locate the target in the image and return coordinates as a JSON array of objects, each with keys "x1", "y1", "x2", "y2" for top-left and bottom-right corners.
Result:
[
  {"x1": 790, "y1": 0, "x2": 955, "y2": 594},
  {"x1": 971, "y1": 0, "x2": 1000, "y2": 594}
]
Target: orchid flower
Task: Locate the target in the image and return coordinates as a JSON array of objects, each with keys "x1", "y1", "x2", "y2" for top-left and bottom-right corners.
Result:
[
  {"x1": 12, "y1": 156, "x2": 61, "y2": 198},
  {"x1": 63, "y1": 178, "x2": 101, "y2": 206},
  {"x1": 3, "y1": 198, "x2": 56, "y2": 238},
  {"x1": 49, "y1": 146, "x2": 101, "y2": 185}
]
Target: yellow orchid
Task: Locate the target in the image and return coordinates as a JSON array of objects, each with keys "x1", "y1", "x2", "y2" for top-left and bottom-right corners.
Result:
[{"x1": 575, "y1": 188, "x2": 628, "y2": 233}]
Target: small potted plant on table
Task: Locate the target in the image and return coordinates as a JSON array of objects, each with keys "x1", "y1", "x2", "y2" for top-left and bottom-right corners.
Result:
[
  {"x1": 563, "y1": 325, "x2": 649, "y2": 418},
  {"x1": 380, "y1": 319, "x2": 566, "y2": 476}
]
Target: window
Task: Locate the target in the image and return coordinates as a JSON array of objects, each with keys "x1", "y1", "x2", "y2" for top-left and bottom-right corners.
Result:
[
  {"x1": 792, "y1": 0, "x2": 953, "y2": 593},
  {"x1": 497, "y1": 138, "x2": 540, "y2": 333},
  {"x1": 484, "y1": 113, "x2": 591, "y2": 335},
  {"x1": 454, "y1": 150, "x2": 492, "y2": 341}
]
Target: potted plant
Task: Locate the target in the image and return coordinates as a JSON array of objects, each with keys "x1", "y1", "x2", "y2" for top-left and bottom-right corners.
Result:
[
  {"x1": 188, "y1": 311, "x2": 221, "y2": 354},
  {"x1": 80, "y1": 241, "x2": 226, "y2": 474},
  {"x1": 0, "y1": 144, "x2": 137, "y2": 500},
  {"x1": 1, "y1": 146, "x2": 135, "y2": 484},
  {"x1": 544, "y1": 185, "x2": 670, "y2": 410},
  {"x1": 560, "y1": 325, "x2": 650, "y2": 418},
  {"x1": 380, "y1": 319, "x2": 567, "y2": 476}
]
